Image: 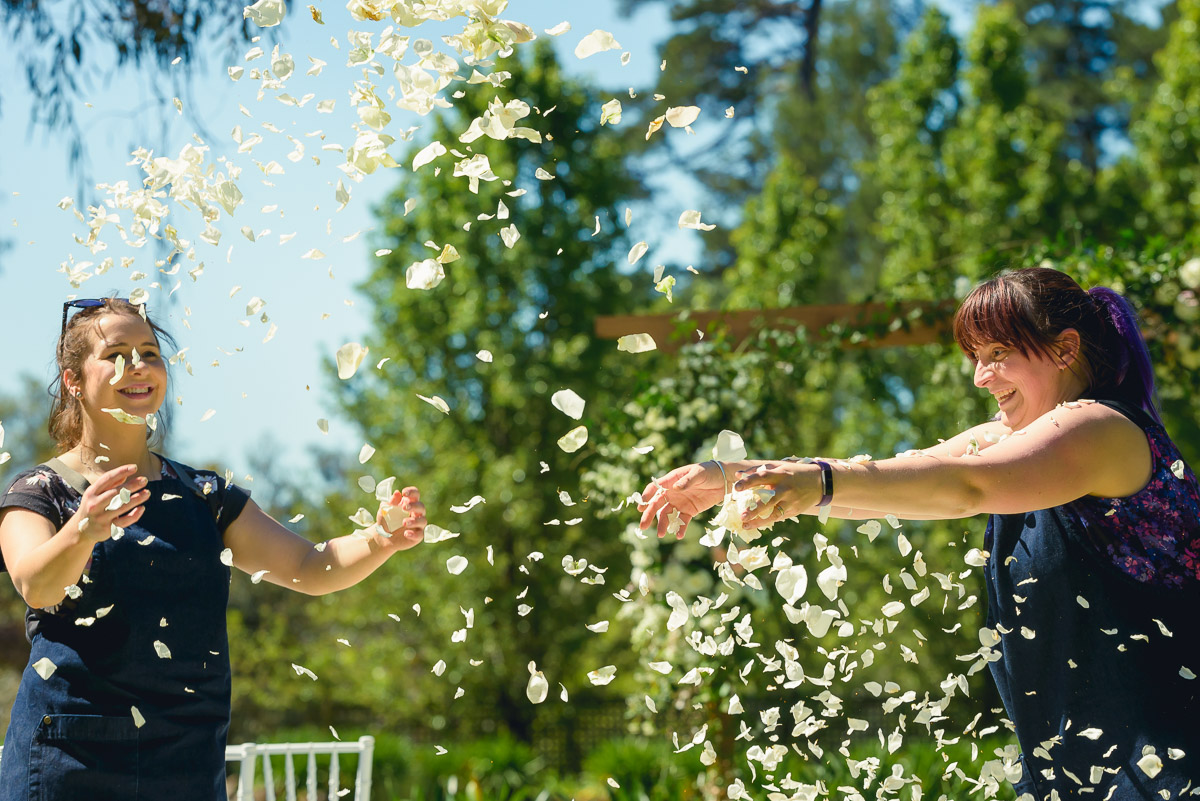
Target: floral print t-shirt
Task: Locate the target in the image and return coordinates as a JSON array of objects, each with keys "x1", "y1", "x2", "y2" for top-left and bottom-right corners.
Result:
[{"x1": 1065, "y1": 402, "x2": 1200, "y2": 588}]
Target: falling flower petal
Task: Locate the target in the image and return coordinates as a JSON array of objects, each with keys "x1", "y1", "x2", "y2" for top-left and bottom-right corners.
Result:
[
  {"x1": 33, "y1": 657, "x2": 56, "y2": 680},
  {"x1": 587, "y1": 665, "x2": 617, "y2": 685},
  {"x1": 627, "y1": 241, "x2": 649, "y2": 265},
  {"x1": 417, "y1": 394, "x2": 450, "y2": 414},
  {"x1": 551, "y1": 389, "x2": 586, "y2": 420},
  {"x1": 1136, "y1": 753, "x2": 1163, "y2": 778},
  {"x1": 600, "y1": 99, "x2": 622, "y2": 126},
  {"x1": 526, "y1": 661, "x2": 548, "y2": 704},
  {"x1": 336, "y1": 343, "x2": 368, "y2": 380},
  {"x1": 101, "y1": 408, "x2": 146, "y2": 425},
  {"x1": 406, "y1": 259, "x2": 445, "y2": 290},
  {"x1": 665, "y1": 106, "x2": 701, "y2": 127},
  {"x1": 412, "y1": 141, "x2": 446, "y2": 170},
  {"x1": 616, "y1": 334, "x2": 656, "y2": 353},
  {"x1": 243, "y1": 0, "x2": 286, "y2": 27},
  {"x1": 775, "y1": 565, "x2": 807, "y2": 605},
  {"x1": 446, "y1": 555, "x2": 468, "y2": 575},
  {"x1": 574, "y1": 30, "x2": 621, "y2": 59},
  {"x1": 678, "y1": 210, "x2": 716, "y2": 231},
  {"x1": 557, "y1": 426, "x2": 588, "y2": 453}
]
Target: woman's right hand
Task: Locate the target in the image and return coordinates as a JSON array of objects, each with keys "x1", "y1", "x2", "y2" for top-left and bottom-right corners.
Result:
[
  {"x1": 637, "y1": 461, "x2": 728, "y2": 540},
  {"x1": 74, "y1": 464, "x2": 150, "y2": 542}
]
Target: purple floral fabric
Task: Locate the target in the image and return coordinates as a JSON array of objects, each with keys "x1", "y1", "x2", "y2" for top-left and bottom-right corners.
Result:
[{"x1": 1067, "y1": 424, "x2": 1200, "y2": 588}]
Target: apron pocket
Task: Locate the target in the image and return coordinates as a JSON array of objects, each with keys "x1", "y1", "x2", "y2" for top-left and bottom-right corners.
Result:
[{"x1": 30, "y1": 714, "x2": 139, "y2": 801}]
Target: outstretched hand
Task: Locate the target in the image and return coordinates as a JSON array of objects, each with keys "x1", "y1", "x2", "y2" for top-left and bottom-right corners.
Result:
[
  {"x1": 637, "y1": 462, "x2": 726, "y2": 540},
  {"x1": 732, "y1": 462, "x2": 821, "y2": 529},
  {"x1": 74, "y1": 464, "x2": 151, "y2": 542},
  {"x1": 376, "y1": 488, "x2": 426, "y2": 551}
]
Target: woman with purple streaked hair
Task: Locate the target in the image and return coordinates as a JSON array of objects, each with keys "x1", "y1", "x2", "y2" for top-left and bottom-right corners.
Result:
[{"x1": 639, "y1": 267, "x2": 1200, "y2": 798}]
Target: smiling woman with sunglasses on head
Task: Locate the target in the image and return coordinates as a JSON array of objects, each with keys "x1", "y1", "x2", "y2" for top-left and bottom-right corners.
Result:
[
  {"x1": 638, "y1": 268, "x2": 1200, "y2": 799},
  {"x1": 0, "y1": 298, "x2": 428, "y2": 801}
]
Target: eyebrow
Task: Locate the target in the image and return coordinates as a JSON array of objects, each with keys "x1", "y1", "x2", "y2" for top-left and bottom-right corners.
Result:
[{"x1": 100, "y1": 340, "x2": 160, "y2": 349}]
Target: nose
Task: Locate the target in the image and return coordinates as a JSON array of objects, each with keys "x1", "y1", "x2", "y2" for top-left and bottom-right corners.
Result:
[{"x1": 973, "y1": 359, "x2": 992, "y2": 389}]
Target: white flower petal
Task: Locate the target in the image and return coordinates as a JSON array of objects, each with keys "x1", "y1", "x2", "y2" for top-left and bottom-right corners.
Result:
[
  {"x1": 574, "y1": 29, "x2": 621, "y2": 59},
  {"x1": 587, "y1": 665, "x2": 617, "y2": 685},
  {"x1": 551, "y1": 389, "x2": 586, "y2": 420},
  {"x1": 336, "y1": 343, "x2": 368, "y2": 380},
  {"x1": 665, "y1": 106, "x2": 701, "y2": 127},
  {"x1": 1136, "y1": 753, "x2": 1163, "y2": 778},
  {"x1": 678, "y1": 209, "x2": 716, "y2": 231},
  {"x1": 33, "y1": 657, "x2": 57, "y2": 680},
  {"x1": 417, "y1": 394, "x2": 451, "y2": 414},
  {"x1": 406, "y1": 259, "x2": 446, "y2": 290},
  {"x1": 616, "y1": 333, "x2": 656, "y2": 353},
  {"x1": 526, "y1": 661, "x2": 548, "y2": 703},
  {"x1": 243, "y1": 0, "x2": 286, "y2": 27},
  {"x1": 557, "y1": 426, "x2": 588, "y2": 453}
]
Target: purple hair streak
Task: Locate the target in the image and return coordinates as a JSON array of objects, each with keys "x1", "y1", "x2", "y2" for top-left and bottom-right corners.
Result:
[{"x1": 1087, "y1": 286, "x2": 1162, "y2": 424}]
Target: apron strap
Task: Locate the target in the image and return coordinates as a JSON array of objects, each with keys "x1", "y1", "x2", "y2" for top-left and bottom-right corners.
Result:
[{"x1": 39, "y1": 457, "x2": 91, "y2": 495}]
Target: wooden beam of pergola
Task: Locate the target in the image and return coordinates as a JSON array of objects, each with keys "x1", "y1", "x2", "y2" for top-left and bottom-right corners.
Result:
[{"x1": 595, "y1": 300, "x2": 959, "y2": 353}]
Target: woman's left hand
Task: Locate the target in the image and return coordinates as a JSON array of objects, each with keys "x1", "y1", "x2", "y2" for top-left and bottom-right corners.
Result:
[
  {"x1": 376, "y1": 488, "x2": 426, "y2": 551},
  {"x1": 733, "y1": 462, "x2": 821, "y2": 529}
]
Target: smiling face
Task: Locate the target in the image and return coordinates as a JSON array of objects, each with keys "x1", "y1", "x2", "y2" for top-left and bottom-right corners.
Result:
[
  {"x1": 66, "y1": 313, "x2": 167, "y2": 421},
  {"x1": 969, "y1": 337, "x2": 1085, "y2": 430}
]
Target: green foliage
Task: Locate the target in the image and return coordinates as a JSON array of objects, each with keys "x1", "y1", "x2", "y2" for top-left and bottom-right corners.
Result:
[
  {"x1": 1130, "y1": 0, "x2": 1200, "y2": 238},
  {"x1": 581, "y1": 737, "x2": 703, "y2": 801}
]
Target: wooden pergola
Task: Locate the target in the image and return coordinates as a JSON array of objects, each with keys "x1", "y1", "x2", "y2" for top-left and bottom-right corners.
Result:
[{"x1": 596, "y1": 300, "x2": 959, "y2": 352}]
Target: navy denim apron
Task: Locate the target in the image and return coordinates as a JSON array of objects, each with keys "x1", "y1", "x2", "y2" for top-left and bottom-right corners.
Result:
[
  {"x1": 985, "y1": 401, "x2": 1200, "y2": 798},
  {"x1": 0, "y1": 459, "x2": 232, "y2": 801}
]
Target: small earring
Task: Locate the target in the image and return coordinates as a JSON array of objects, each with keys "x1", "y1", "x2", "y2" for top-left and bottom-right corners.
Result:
[{"x1": 72, "y1": 389, "x2": 82, "y2": 398}]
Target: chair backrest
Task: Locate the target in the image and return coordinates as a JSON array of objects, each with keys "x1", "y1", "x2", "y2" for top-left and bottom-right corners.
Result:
[
  {"x1": 3, "y1": 737, "x2": 375, "y2": 801},
  {"x1": 226, "y1": 736, "x2": 375, "y2": 801}
]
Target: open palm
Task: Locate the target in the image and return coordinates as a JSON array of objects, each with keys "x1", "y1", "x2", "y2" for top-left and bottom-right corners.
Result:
[{"x1": 637, "y1": 462, "x2": 727, "y2": 539}]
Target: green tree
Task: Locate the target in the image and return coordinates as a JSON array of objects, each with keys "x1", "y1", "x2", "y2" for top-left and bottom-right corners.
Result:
[
  {"x1": 1, "y1": 0, "x2": 255, "y2": 181},
  {"x1": 1128, "y1": 0, "x2": 1200, "y2": 238},
  {"x1": 316, "y1": 42, "x2": 648, "y2": 746},
  {"x1": 690, "y1": 0, "x2": 909, "y2": 303}
]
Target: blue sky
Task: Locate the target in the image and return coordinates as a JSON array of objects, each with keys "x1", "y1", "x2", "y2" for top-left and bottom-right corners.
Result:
[
  {"x1": 0, "y1": 0, "x2": 1003, "y2": 484},
  {"x1": 0, "y1": 0, "x2": 697, "y2": 481}
]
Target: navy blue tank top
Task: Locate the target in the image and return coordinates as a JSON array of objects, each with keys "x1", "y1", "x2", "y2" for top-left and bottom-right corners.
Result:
[{"x1": 984, "y1": 400, "x2": 1200, "y2": 797}]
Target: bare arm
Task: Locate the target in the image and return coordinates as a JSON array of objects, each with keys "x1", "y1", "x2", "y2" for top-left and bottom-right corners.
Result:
[
  {"x1": 639, "y1": 404, "x2": 1148, "y2": 536},
  {"x1": 746, "y1": 419, "x2": 1015, "y2": 521},
  {"x1": 222, "y1": 489, "x2": 427, "y2": 596},
  {"x1": 637, "y1": 421, "x2": 1010, "y2": 534},
  {"x1": 735, "y1": 402, "x2": 1150, "y2": 527}
]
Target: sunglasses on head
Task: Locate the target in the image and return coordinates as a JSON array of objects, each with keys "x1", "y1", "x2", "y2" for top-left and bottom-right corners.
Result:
[{"x1": 60, "y1": 298, "x2": 142, "y2": 337}]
